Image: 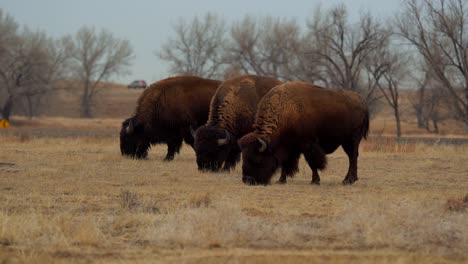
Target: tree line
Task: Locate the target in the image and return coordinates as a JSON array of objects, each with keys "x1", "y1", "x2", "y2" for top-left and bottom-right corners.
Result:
[
  {"x1": 159, "y1": 0, "x2": 468, "y2": 136},
  {"x1": 0, "y1": 9, "x2": 133, "y2": 119},
  {"x1": 1, "y1": 0, "x2": 467, "y2": 136}
]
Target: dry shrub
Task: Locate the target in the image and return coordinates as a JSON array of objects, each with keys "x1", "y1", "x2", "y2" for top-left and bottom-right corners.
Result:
[
  {"x1": 362, "y1": 137, "x2": 395, "y2": 152},
  {"x1": 118, "y1": 189, "x2": 160, "y2": 214},
  {"x1": 0, "y1": 211, "x2": 107, "y2": 250},
  {"x1": 445, "y1": 194, "x2": 468, "y2": 212},
  {"x1": 141, "y1": 197, "x2": 467, "y2": 254},
  {"x1": 0, "y1": 135, "x2": 15, "y2": 144},
  {"x1": 362, "y1": 137, "x2": 416, "y2": 153},
  {"x1": 71, "y1": 217, "x2": 104, "y2": 246},
  {"x1": 0, "y1": 211, "x2": 55, "y2": 247},
  {"x1": 396, "y1": 142, "x2": 416, "y2": 152},
  {"x1": 187, "y1": 192, "x2": 212, "y2": 208},
  {"x1": 18, "y1": 133, "x2": 32, "y2": 143},
  {"x1": 331, "y1": 197, "x2": 468, "y2": 254},
  {"x1": 0, "y1": 213, "x2": 15, "y2": 246},
  {"x1": 119, "y1": 189, "x2": 140, "y2": 211},
  {"x1": 0, "y1": 134, "x2": 31, "y2": 144},
  {"x1": 0, "y1": 211, "x2": 96, "y2": 250},
  {"x1": 417, "y1": 143, "x2": 467, "y2": 156},
  {"x1": 111, "y1": 213, "x2": 147, "y2": 236},
  {"x1": 144, "y1": 199, "x2": 322, "y2": 249},
  {"x1": 55, "y1": 214, "x2": 105, "y2": 247}
]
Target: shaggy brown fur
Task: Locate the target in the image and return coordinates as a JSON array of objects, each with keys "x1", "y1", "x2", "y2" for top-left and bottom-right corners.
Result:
[
  {"x1": 194, "y1": 75, "x2": 282, "y2": 171},
  {"x1": 239, "y1": 82, "x2": 369, "y2": 185},
  {"x1": 120, "y1": 76, "x2": 221, "y2": 160}
]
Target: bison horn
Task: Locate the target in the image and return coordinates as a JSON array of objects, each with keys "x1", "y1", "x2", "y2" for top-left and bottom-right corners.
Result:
[
  {"x1": 217, "y1": 129, "x2": 230, "y2": 146},
  {"x1": 126, "y1": 119, "x2": 134, "y2": 134},
  {"x1": 257, "y1": 138, "x2": 267, "y2": 153},
  {"x1": 190, "y1": 126, "x2": 196, "y2": 138}
]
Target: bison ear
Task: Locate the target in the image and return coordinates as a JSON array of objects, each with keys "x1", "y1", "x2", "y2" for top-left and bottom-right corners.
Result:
[{"x1": 257, "y1": 137, "x2": 267, "y2": 153}]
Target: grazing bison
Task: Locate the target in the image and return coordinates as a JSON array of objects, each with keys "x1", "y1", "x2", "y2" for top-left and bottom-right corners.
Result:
[
  {"x1": 238, "y1": 82, "x2": 369, "y2": 185},
  {"x1": 120, "y1": 76, "x2": 221, "y2": 160},
  {"x1": 193, "y1": 75, "x2": 282, "y2": 172}
]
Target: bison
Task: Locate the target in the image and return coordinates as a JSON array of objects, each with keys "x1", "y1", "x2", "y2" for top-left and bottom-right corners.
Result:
[
  {"x1": 120, "y1": 76, "x2": 221, "y2": 160},
  {"x1": 238, "y1": 82, "x2": 369, "y2": 185},
  {"x1": 193, "y1": 75, "x2": 282, "y2": 172}
]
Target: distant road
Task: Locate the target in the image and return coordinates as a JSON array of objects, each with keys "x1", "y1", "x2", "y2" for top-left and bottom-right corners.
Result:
[{"x1": 1, "y1": 129, "x2": 468, "y2": 145}]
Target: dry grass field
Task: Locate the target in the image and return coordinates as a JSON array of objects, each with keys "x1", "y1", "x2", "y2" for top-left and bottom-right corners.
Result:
[
  {"x1": 0, "y1": 133, "x2": 467, "y2": 263},
  {"x1": 40, "y1": 82, "x2": 142, "y2": 119},
  {"x1": 1, "y1": 83, "x2": 467, "y2": 262}
]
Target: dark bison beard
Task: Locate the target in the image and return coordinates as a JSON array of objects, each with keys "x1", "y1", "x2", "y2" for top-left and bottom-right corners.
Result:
[
  {"x1": 194, "y1": 127, "x2": 232, "y2": 172},
  {"x1": 242, "y1": 156, "x2": 278, "y2": 185},
  {"x1": 195, "y1": 144, "x2": 231, "y2": 172},
  {"x1": 120, "y1": 135, "x2": 150, "y2": 159}
]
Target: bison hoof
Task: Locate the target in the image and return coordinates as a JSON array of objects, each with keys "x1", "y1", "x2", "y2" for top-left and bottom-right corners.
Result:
[
  {"x1": 311, "y1": 180, "x2": 320, "y2": 185},
  {"x1": 242, "y1": 176, "x2": 257, "y2": 185},
  {"x1": 342, "y1": 178, "x2": 356, "y2": 185},
  {"x1": 276, "y1": 179, "x2": 287, "y2": 184},
  {"x1": 164, "y1": 156, "x2": 174, "y2": 161},
  {"x1": 221, "y1": 167, "x2": 232, "y2": 173}
]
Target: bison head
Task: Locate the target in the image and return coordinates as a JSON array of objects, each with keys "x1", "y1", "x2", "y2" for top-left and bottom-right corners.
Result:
[
  {"x1": 238, "y1": 134, "x2": 278, "y2": 185},
  {"x1": 120, "y1": 117, "x2": 150, "y2": 159},
  {"x1": 193, "y1": 125, "x2": 232, "y2": 172}
]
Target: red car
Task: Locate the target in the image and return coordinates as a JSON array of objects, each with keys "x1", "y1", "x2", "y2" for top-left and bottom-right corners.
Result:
[{"x1": 127, "y1": 80, "x2": 148, "y2": 89}]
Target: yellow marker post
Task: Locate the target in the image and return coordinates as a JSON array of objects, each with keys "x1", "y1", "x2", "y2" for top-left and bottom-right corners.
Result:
[{"x1": 0, "y1": 119, "x2": 10, "y2": 129}]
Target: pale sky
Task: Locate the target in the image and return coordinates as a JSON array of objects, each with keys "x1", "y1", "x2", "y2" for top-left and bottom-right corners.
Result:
[{"x1": 0, "y1": 0, "x2": 401, "y2": 84}]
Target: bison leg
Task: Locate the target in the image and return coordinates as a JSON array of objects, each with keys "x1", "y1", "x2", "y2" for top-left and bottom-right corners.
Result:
[
  {"x1": 222, "y1": 149, "x2": 240, "y2": 172},
  {"x1": 311, "y1": 167, "x2": 320, "y2": 185},
  {"x1": 342, "y1": 139, "x2": 360, "y2": 185},
  {"x1": 278, "y1": 172, "x2": 288, "y2": 184},
  {"x1": 165, "y1": 139, "x2": 182, "y2": 161},
  {"x1": 277, "y1": 151, "x2": 300, "y2": 184},
  {"x1": 303, "y1": 143, "x2": 326, "y2": 185},
  {"x1": 183, "y1": 128, "x2": 195, "y2": 149}
]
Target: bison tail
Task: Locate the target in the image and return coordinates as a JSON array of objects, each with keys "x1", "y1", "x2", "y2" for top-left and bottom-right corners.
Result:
[{"x1": 361, "y1": 110, "x2": 370, "y2": 140}]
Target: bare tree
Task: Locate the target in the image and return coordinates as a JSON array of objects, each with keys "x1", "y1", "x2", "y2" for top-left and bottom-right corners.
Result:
[
  {"x1": 159, "y1": 13, "x2": 226, "y2": 79},
  {"x1": 410, "y1": 69, "x2": 432, "y2": 129},
  {"x1": 409, "y1": 65, "x2": 448, "y2": 133},
  {"x1": 0, "y1": 8, "x2": 70, "y2": 120},
  {"x1": 14, "y1": 30, "x2": 54, "y2": 117},
  {"x1": 396, "y1": 0, "x2": 468, "y2": 126},
  {"x1": 305, "y1": 5, "x2": 390, "y2": 94},
  {"x1": 225, "y1": 16, "x2": 318, "y2": 82},
  {"x1": 371, "y1": 47, "x2": 408, "y2": 138},
  {"x1": 69, "y1": 26, "x2": 133, "y2": 118},
  {"x1": 0, "y1": 8, "x2": 19, "y2": 120},
  {"x1": 425, "y1": 85, "x2": 449, "y2": 133}
]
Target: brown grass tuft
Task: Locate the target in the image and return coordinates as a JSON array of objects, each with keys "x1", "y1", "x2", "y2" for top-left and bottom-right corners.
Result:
[
  {"x1": 362, "y1": 137, "x2": 416, "y2": 153},
  {"x1": 18, "y1": 132, "x2": 32, "y2": 143},
  {"x1": 187, "y1": 192, "x2": 212, "y2": 208},
  {"x1": 445, "y1": 194, "x2": 468, "y2": 212},
  {"x1": 119, "y1": 189, "x2": 141, "y2": 211},
  {"x1": 71, "y1": 217, "x2": 104, "y2": 246}
]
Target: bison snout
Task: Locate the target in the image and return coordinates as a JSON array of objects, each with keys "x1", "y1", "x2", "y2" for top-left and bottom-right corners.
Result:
[
  {"x1": 242, "y1": 176, "x2": 257, "y2": 185},
  {"x1": 198, "y1": 162, "x2": 221, "y2": 172}
]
